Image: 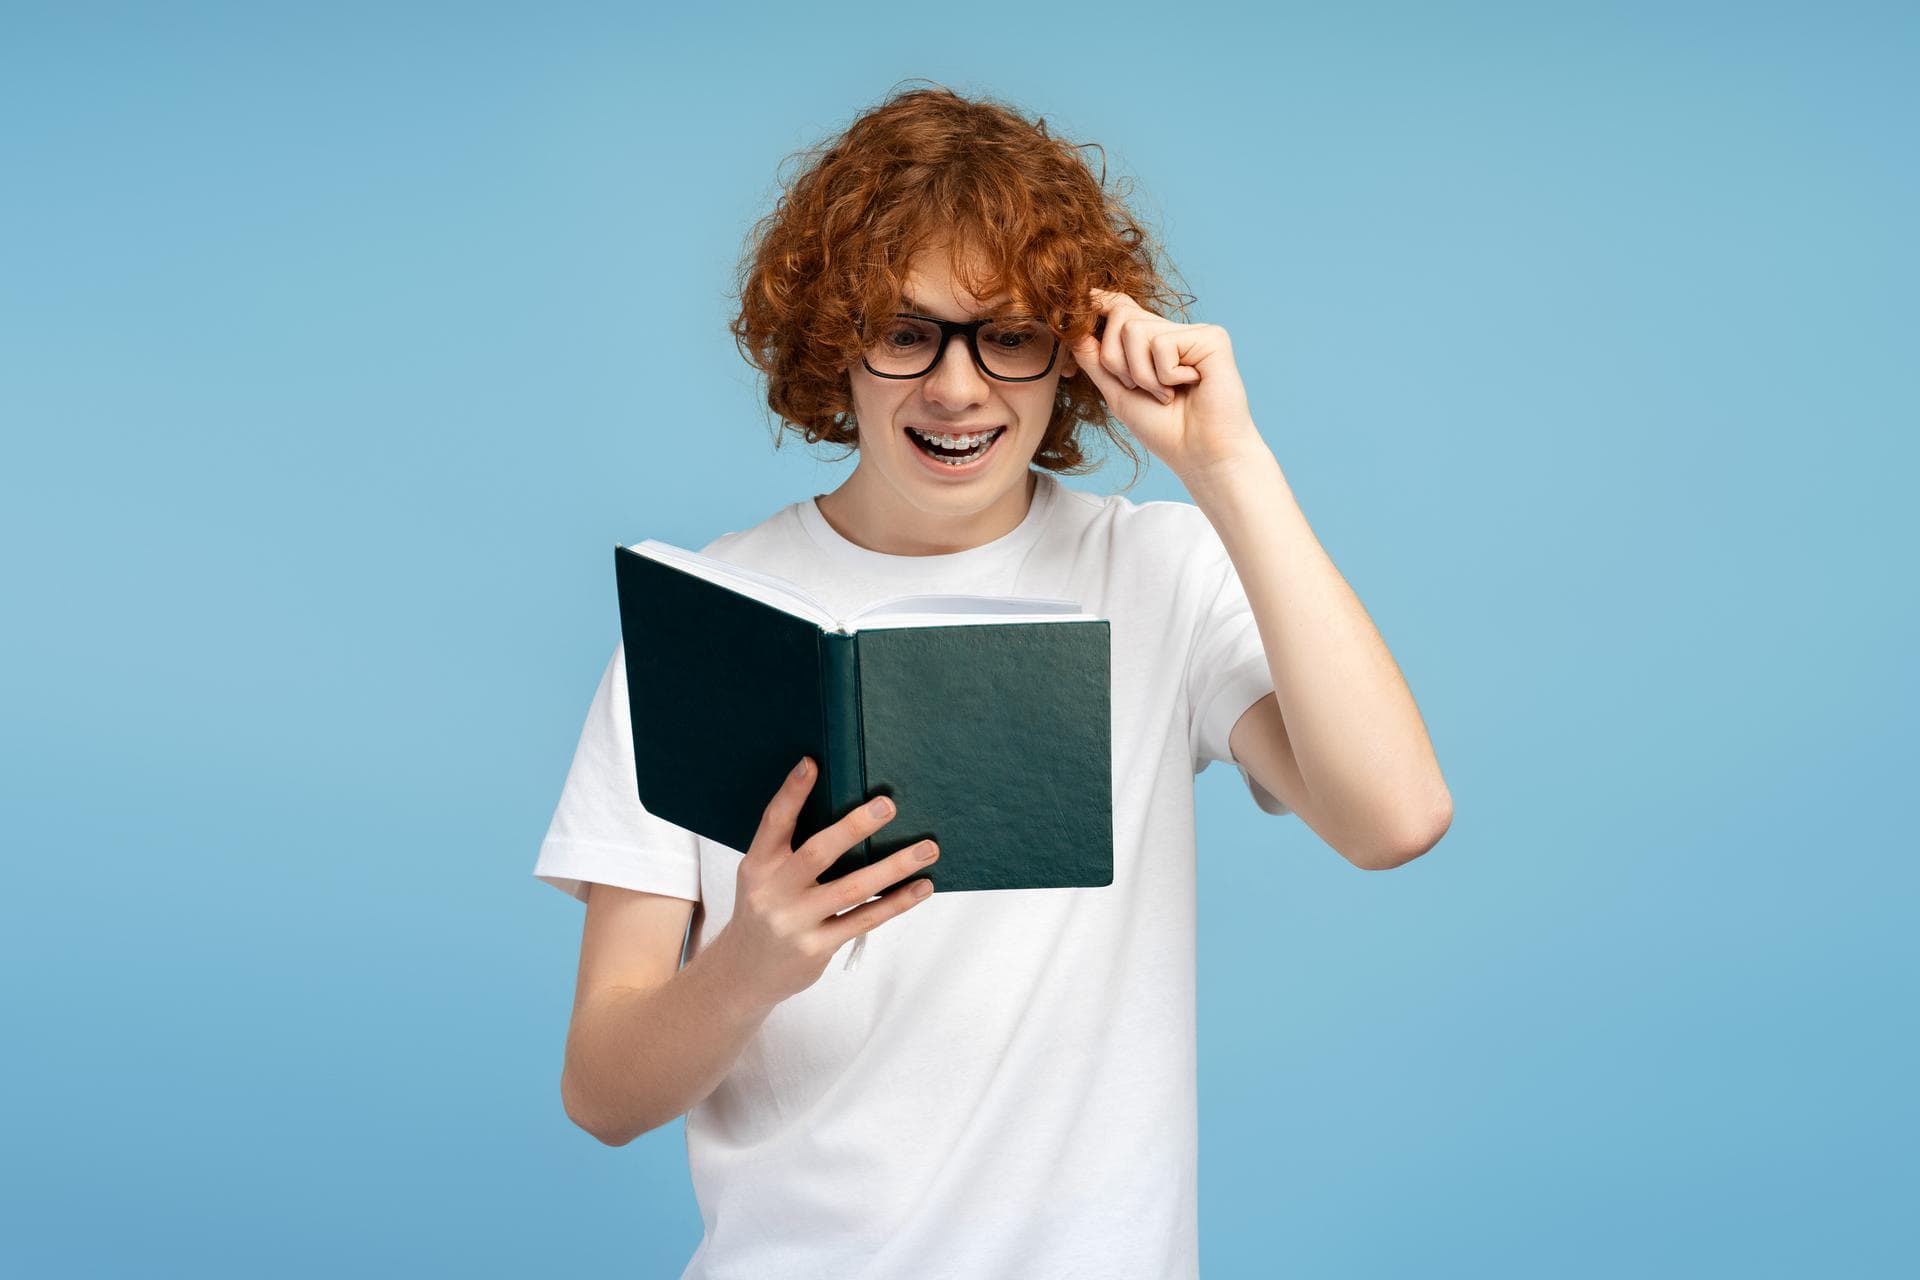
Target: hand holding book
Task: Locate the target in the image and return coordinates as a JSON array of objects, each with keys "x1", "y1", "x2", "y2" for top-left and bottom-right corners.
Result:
[{"x1": 705, "y1": 754, "x2": 940, "y2": 1009}]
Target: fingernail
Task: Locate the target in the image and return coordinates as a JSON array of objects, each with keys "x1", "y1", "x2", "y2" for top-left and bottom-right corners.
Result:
[
  {"x1": 1157, "y1": 390, "x2": 1174, "y2": 405},
  {"x1": 869, "y1": 796, "x2": 893, "y2": 818},
  {"x1": 793, "y1": 757, "x2": 810, "y2": 778},
  {"x1": 912, "y1": 880, "x2": 934, "y2": 898},
  {"x1": 916, "y1": 841, "x2": 939, "y2": 862}
]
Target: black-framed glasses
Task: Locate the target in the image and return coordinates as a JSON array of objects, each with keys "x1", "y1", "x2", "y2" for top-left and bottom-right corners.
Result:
[{"x1": 859, "y1": 311, "x2": 1061, "y2": 382}]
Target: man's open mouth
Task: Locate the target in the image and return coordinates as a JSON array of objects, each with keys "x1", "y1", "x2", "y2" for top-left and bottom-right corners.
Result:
[{"x1": 906, "y1": 425, "x2": 1006, "y2": 465}]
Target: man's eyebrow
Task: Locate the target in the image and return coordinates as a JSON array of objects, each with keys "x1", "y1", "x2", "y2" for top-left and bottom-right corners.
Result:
[{"x1": 900, "y1": 295, "x2": 1015, "y2": 317}]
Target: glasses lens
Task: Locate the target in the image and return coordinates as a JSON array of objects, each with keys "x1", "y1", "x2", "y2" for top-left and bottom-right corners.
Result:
[
  {"x1": 864, "y1": 315, "x2": 1058, "y2": 379},
  {"x1": 977, "y1": 317, "x2": 1056, "y2": 379},
  {"x1": 865, "y1": 316, "x2": 943, "y2": 376}
]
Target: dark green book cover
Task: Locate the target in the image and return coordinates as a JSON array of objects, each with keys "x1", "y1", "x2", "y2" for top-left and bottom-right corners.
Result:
[{"x1": 613, "y1": 541, "x2": 1114, "y2": 893}]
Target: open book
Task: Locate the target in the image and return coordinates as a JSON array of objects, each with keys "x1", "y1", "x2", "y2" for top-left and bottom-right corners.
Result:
[{"x1": 615, "y1": 539, "x2": 1116, "y2": 907}]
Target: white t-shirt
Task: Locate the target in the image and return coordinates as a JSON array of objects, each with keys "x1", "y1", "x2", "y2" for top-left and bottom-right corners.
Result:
[{"x1": 536, "y1": 469, "x2": 1290, "y2": 1279}]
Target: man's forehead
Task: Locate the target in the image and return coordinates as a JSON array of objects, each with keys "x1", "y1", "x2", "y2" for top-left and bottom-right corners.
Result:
[{"x1": 899, "y1": 243, "x2": 1013, "y2": 316}]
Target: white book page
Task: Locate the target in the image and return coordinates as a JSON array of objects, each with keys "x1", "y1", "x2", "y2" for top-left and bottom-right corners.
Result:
[
  {"x1": 851, "y1": 610, "x2": 1104, "y2": 630},
  {"x1": 629, "y1": 540, "x2": 835, "y2": 628},
  {"x1": 630, "y1": 542, "x2": 1100, "y2": 633},
  {"x1": 847, "y1": 594, "x2": 1099, "y2": 630},
  {"x1": 848, "y1": 593, "x2": 1087, "y2": 620}
]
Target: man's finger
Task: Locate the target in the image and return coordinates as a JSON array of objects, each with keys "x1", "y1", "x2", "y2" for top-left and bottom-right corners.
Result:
[{"x1": 747, "y1": 755, "x2": 815, "y2": 863}]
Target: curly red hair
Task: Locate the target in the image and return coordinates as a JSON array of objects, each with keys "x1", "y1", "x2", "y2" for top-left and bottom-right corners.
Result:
[{"x1": 729, "y1": 82, "x2": 1193, "y2": 486}]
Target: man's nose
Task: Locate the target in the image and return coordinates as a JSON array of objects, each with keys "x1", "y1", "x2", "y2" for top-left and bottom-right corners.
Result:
[{"x1": 924, "y1": 333, "x2": 990, "y2": 406}]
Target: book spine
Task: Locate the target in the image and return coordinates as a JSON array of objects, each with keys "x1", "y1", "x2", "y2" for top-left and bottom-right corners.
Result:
[{"x1": 817, "y1": 630, "x2": 868, "y2": 857}]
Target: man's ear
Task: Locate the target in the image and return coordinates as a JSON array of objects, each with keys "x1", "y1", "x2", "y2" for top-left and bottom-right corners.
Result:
[{"x1": 1058, "y1": 344, "x2": 1079, "y2": 380}]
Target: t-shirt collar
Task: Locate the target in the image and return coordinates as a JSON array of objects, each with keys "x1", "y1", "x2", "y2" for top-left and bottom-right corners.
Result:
[{"x1": 797, "y1": 470, "x2": 1057, "y2": 578}]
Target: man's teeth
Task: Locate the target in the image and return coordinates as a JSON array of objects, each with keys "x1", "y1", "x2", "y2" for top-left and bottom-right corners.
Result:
[{"x1": 909, "y1": 426, "x2": 1001, "y2": 448}]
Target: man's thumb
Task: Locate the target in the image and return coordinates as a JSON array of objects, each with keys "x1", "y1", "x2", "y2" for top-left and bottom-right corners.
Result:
[{"x1": 1071, "y1": 335, "x2": 1109, "y2": 386}]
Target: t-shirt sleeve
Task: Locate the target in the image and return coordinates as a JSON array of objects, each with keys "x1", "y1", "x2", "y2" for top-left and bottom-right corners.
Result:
[
  {"x1": 1182, "y1": 511, "x2": 1291, "y2": 816},
  {"x1": 533, "y1": 642, "x2": 704, "y2": 904}
]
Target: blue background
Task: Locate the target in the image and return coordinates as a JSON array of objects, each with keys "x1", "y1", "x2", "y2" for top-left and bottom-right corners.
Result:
[{"x1": 4, "y1": 2, "x2": 1914, "y2": 1275}]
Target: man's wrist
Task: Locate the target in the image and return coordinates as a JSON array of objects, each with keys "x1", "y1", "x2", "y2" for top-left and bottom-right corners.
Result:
[
  {"x1": 693, "y1": 926, "x2": 781, "y2": 1024},
  {"x1": 1179, "y1": 441, "x2": 1284, "y2": 511}
]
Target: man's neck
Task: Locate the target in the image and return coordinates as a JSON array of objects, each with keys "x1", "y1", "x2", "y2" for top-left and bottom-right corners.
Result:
[{"x1": 815, "y1": 468, "x2": 1038, "y2": 557}]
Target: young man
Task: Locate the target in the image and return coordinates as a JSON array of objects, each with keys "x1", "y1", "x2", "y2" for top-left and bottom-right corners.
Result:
[{"x1": 535, "y1": 86, "x2": 1451, "y2": 1279}]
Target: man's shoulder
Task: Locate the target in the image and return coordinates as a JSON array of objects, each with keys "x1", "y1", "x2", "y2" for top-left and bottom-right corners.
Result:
[
  {"x1": 694, "y1": 501, "x2": 806, "y2": 564},
  {"x1": 1045, "y1": 477, "x2": 1217, "y2": 566}
]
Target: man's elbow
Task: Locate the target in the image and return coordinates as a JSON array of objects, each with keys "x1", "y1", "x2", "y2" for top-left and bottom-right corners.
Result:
[
  {"x1": 575, "y1": 1115, "x2": 637, "y2": 1148},
  {"x1": 562, "y1": 1071, "x2": 641, "y2": 1148},
  {"x1": 1355, "y1": 792, "x2": 1453, "y2": 871}
]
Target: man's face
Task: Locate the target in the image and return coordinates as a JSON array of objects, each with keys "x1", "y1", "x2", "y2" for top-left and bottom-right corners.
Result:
[{"x1": 844, "y1": 242, "x2": 1076, "y2": 524}]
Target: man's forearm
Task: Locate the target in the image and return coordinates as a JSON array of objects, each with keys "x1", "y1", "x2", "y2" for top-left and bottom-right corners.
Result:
[
  {"x1": 1183, "y1": 444, "x2": 1452, "y2": 854},
  {"x1": 561, "y1": 932, "x2": 775, "y2": 1146}
]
